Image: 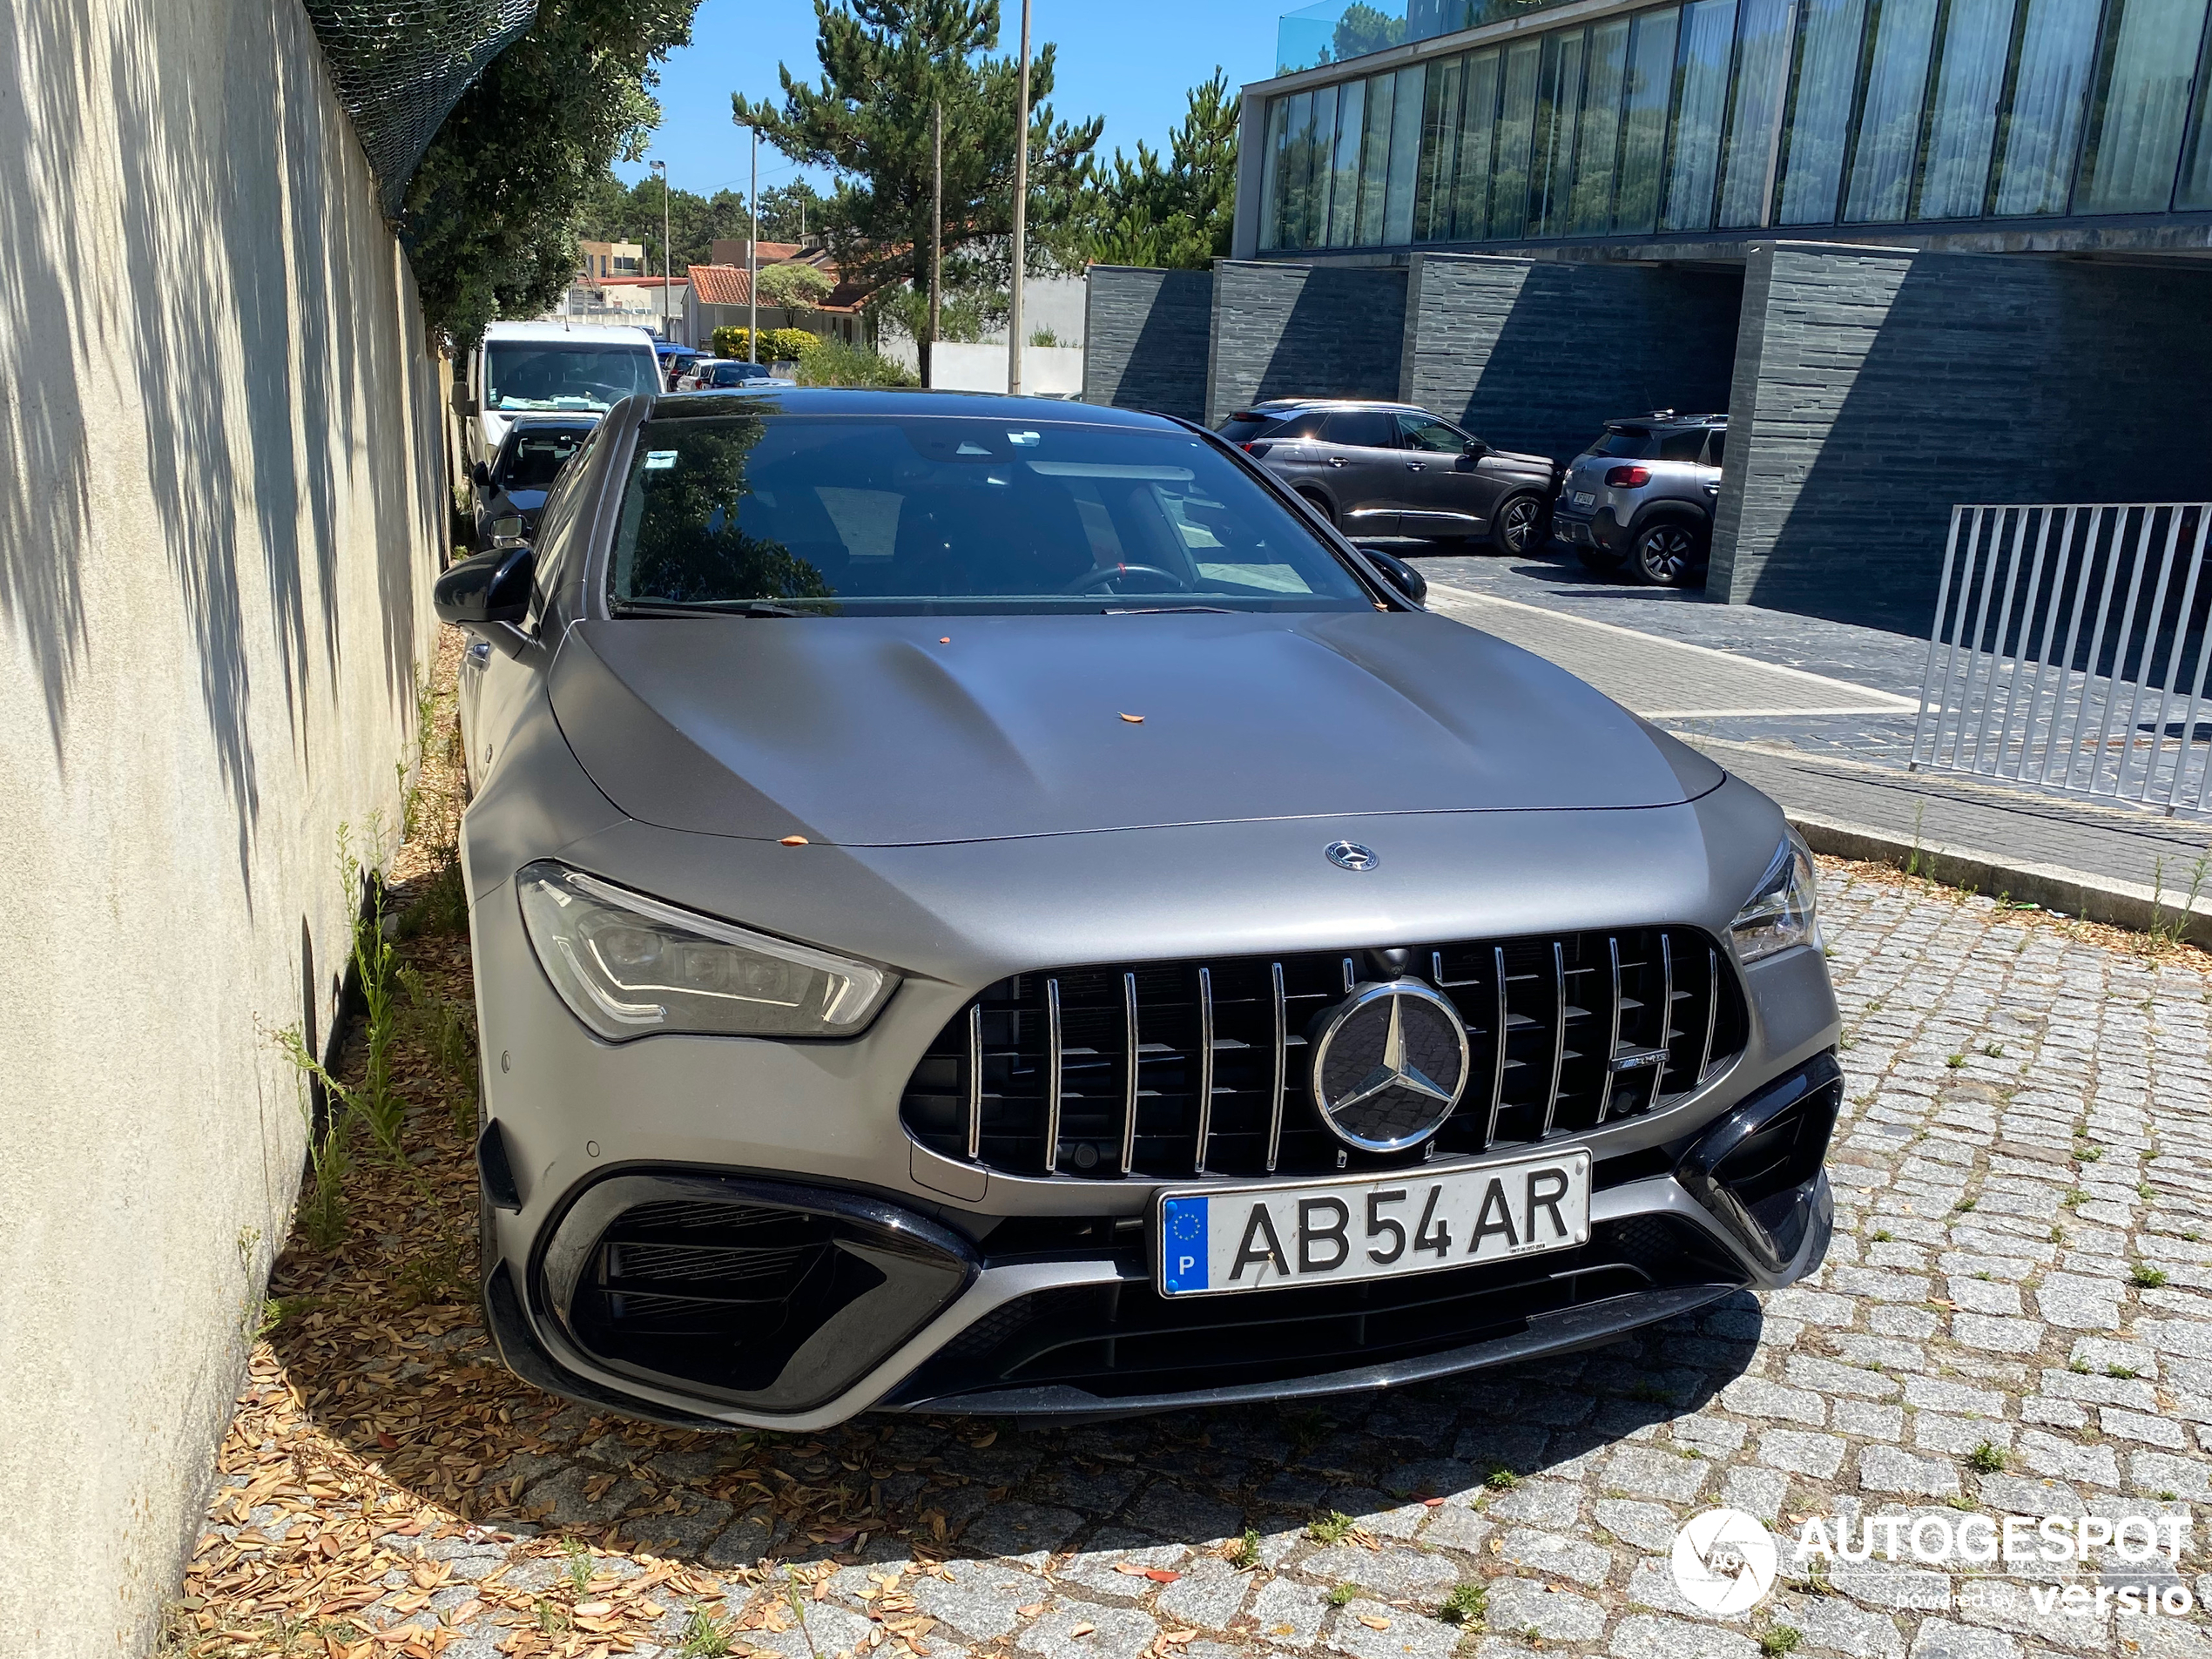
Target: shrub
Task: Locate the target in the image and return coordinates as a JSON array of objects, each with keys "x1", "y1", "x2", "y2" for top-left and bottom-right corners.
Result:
[
  {"x1": 796, "y1": 339, "x2": 920, "y2": 388},
  {"x1": 708, "y1": 326, "x2": 824, "y2": 361}
]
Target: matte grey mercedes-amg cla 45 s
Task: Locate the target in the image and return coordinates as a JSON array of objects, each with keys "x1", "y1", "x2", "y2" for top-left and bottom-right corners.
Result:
[{"x1": 436, "y1": 388, "x2": 1840, "y2": 1431}]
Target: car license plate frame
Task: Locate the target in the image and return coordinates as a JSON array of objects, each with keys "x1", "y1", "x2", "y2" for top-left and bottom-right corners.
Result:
[{"x1": 1155, "y1": 1150, "x2": 1593, "y2": 1298}]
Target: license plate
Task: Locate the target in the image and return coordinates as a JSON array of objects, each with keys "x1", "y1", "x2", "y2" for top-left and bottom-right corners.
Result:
[
  {"x1": 1573, "y1": 490, "x2": 1597, "y2": 507},
  {"x1": 1156, "y1": 1151, "x2": 1592, "y2": 1298}
]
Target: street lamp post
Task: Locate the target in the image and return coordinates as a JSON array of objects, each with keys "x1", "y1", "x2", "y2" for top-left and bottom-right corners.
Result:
[
  {"x1": 747, "y1": 126, "x2": 759, "y2": 363},
  {"x1": 651, "y1": 159, "x2": 671, "y2": 344},
  {"x1": 1007, "y1": 0, "x2": 1032, "y2": 395}
]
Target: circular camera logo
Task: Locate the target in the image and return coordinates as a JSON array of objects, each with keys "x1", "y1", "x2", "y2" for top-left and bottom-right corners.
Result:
[{"x1": 1671, "y1": 1508, "x2": 1778, "y2": 1615}]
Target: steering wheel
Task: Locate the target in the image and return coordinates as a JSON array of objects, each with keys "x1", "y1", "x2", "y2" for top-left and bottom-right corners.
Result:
[{"x1": 1061, "y1": 562, "x2": 1192, "y2": 595}]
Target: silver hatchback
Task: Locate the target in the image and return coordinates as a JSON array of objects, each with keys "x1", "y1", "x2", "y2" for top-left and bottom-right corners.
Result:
[{"x1": 1552, "y1": 414, "x2": 1725, "y2": 587}]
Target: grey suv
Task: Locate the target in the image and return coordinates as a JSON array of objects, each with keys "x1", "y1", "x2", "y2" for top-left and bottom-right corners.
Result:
[
  {"x1": 1220, "y1": 401, "x2": 1558, "y2": 552},
  {"x1": 1553, "y1": 414, "x2": 1725, "y2": 587}
]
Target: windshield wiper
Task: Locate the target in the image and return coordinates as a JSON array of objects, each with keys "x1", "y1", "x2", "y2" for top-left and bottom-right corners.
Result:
[
  {"x1": 1103, "y1": 604, "x2": 1237, "y2": 615},
  {"x1": 611, "y1": 599, "x2": 815, "y2": 618}
]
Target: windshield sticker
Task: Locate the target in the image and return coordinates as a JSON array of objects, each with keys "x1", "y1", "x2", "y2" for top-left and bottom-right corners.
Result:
[{"x1": 643, "y1": 451, "x2": 678, "y2": 471}]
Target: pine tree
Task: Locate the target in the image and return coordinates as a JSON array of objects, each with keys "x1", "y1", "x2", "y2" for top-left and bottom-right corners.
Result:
[
  {"x1": 732, "y1": 0, "x2": 1101, "y2": 378},
  {"x1": 1076, "y1": 71, "x2": 1239, "y2": 271}
]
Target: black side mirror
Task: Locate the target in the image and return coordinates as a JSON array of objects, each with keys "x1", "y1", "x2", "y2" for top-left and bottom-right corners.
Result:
[
  {"x1": 1362, "y1": 548, "x2": 1427, "y2": 606},
  {"x1": 435, "y1": 546, "x2": 535, "y2": 631},
  {"x1": 471, "y1": 460, "x2": 492, "y2": 487},
  {"x1": 1462, "y1": 437, "x2": 1487, "y2": 457}
]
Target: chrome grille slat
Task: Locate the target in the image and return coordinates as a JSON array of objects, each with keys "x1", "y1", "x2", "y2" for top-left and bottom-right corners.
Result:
[
  {"x1": 1265, "y1": 961, "x2": 1287, "y2": 1172},
  {"x1": 1596, "y1": 935, "x2": 1623, "y2": 1124},
  {"x1": 1120, "y1": 971, "x2": 1139, "y2": 1176},
  {"x1": 1043, "y1": 977, "x2": 1064, "y2": 1174},
  {"x1": 1192, "y1": 967, "x2": 1216, "y2": 1175},
  {"x1": 965, "y1": 1004, "x2": 983, "y2": 1160},
  {"x1": 1541, "y1": 943, "x2": 1568, "y2": 1136},
  {"x1": 903, "y1": 927, "x2": 1743, "y2": 1180},
  {"x1": 1698, "y1": 948, "x2": 1720, "y2": 1082}
]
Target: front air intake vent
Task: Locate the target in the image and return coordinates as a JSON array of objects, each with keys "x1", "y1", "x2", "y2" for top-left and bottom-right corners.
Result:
[{"x1": 900, "y1": 927, "x2": 1743, "y2": 1181}]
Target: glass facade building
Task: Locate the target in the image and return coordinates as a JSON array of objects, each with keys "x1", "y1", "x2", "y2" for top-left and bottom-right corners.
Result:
[{"x1": 1257, "y1": 0, "x2": 2212, "y2": 251}]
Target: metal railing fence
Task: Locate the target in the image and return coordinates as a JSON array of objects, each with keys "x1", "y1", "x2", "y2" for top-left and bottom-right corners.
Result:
[{"x1": 1911, "y1": 502, "x2": 2212, "y2": 816}]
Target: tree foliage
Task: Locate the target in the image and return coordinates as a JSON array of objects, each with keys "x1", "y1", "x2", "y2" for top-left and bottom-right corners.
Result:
[
  {"x1": 732, "y1": 0, "x2": 1102, "y2": 372},
  {"x1": 757, "y1": 181, "x2": 829, "y2": 242},
  {"x1": 1075, "y1": 71, "x2": 1238, "y2": 271},
  {"x1": 757, "y1": 260, "x2": 837, "y2": 308},
  {"x1": 401, "y1": 0, "x2": 703, "y2": 348},
  {"x1": 577, "y1": 171, "x2": 752, "y2": 273}
]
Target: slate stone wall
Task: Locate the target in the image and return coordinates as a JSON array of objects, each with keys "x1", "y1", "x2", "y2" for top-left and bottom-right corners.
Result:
[
  {"x1": 1081, "y1": 266, "x2": 1214, "y2": 421},
  {"x1": 1711, "y1": 244, "x2": 2212, "y2": 633},
  {"x1": 1203, "y1": 262, "x2": 1410, "y2": 425},
  {"x1": 1398, "y1": 255, "x2": 1742, "y2": 463}
]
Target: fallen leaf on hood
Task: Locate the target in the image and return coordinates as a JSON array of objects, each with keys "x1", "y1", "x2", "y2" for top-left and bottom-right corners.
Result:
[
  {"x1": 1356, "y1": 1615, "x2": 1392, "y2": 1630},
  {"x1": 1120, "y1": 713, "x2": 1144, "y2": 724},
  {"x1": 1069, "y1": 1625, "x2": 1096, "y2": 1638}
]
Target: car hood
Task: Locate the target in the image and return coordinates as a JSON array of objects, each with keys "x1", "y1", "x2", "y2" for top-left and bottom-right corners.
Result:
[
  {"x1": 549, "y1": 610, "x2": 1722, "y2": 846},
  {"x1": 1492, "y1": 447, "x2": 1556, "y2": 471}
]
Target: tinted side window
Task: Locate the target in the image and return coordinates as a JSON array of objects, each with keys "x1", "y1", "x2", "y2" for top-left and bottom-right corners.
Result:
[
  {"x1": 1321, "y1": 409, "x2": 1396, "y2": 447},
  {"x1": 1272, "y1": 412, "x2": 1326, "y2": 440},
  {"x1": 1704, "y1": 429, "x2": 1727, "y2": 467},
  {"x1": 1588, "y1": 427, "x2": 1655, "y2": 458},
  {"x1": 1659, "y1": 429, "x2": 1707, "y2": 462},
  {"x1": 529, "y1": 421, "x2": 607, "y2": 619},
  {"x1": 1396, "y1": 414, "x2": 1466, "y2": 452}
]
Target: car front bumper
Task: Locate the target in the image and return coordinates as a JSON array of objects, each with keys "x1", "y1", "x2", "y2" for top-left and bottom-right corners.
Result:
[{"x1": 464, "y1": 767, "x2": 1843, "y2": 1428}]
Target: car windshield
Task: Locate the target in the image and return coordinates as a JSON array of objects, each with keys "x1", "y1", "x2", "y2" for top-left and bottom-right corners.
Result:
[
  {"x1": 485, "y1": 342, "x2": 660, "y2": 412},
  {"x1": 499, "y1": 428, "x2": 590, "y2": 489},
  {"x1": 607, "y1": 413, "x2": 1376, "y2": 616}
]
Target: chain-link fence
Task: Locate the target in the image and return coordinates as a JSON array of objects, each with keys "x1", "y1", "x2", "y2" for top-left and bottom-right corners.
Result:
[{"x1": 303, "y1": 1, "x2": 538, "y2": 217}]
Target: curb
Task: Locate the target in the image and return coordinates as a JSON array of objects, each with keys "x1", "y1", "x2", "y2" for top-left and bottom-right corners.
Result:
[{"x1": 1789, "y1": 811, "x2": 2212, "y2": 948}]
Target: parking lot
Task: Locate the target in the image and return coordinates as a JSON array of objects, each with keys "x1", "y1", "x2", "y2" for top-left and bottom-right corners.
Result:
[{"x1": 171, "y1": 855, "x2": 2212, "y2": 1659}]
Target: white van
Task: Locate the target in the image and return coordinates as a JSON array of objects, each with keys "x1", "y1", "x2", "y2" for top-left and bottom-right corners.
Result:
[{"x1": 454, "y1": 320, "x2": 659, "y2": 477}]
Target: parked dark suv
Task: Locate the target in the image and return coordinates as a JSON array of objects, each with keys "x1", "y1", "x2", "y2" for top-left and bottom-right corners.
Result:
[
  {"x1": 1220, "y1": 401, "x2": 1559, "y2": 552},
  {"x1": 1553, "y1": 413, "x2": 1725, "y2": 586}
]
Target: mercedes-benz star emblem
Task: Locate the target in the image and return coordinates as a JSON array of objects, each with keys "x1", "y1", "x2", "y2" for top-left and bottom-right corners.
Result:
[
  {"x1": 1308, "y1": 979, "x2": 1470, "y2": 1151},
  {"x1": 1325, "y1": 840, "x2": 1379, "y2": 872}
]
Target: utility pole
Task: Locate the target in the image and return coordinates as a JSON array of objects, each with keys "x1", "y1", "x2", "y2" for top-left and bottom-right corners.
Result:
[
  {"x1": 1007, "y1": 0, "x2": 1031, "y2": 395},
  {"x1": 651, "y1": 159, "x2": 671, "y2": 343},
  {"x1": 747, "y1": 126, "x2": 759, "y2": 363},
  {"x1": 929, "y1": 99, "x2": 943, "y2": 389}
]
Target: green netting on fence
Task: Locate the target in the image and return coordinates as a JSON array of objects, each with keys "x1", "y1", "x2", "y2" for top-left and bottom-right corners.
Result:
[{"x1": 303, "y1": 1, "x2": 537, "y2": 216}]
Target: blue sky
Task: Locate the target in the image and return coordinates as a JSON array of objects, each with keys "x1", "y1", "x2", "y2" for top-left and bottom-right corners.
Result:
[{"x1": 614, "y1": 0, "x2": 1272, "y2": 199}]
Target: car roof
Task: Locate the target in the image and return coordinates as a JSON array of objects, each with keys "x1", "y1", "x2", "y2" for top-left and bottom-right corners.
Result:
[
  {"x1": 644, "y1": 388, "x2": 1187, "y2": 428},
  {"x1": 482, "y1": 320, "x2": 656, "y2": 345},
  {"x1": 1606, "y1": 411, "x2": 1727, "y2": 428},
  {"x1": 1239, "y1": 399, "x2": 1426, "y2": 416}
]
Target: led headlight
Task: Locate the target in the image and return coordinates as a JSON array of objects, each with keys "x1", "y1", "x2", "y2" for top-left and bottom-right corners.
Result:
[
  {"x1": 516, "y1": 861, "x2": 897, "y2": 1041},
  {"x1": 1730, "y1": 834, "x2": 1819, "y2": 963}
]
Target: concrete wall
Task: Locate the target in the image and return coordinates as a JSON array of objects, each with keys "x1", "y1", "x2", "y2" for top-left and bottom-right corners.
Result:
[
  {"x1": 0, "y1": 0, "x2": 443, "y2": 1650},
  {"x1": 928, "y1": 341, "x2": 1086, "y2": 395},
  {"x1": 1082, "y1": 265, "x2": 1215, "y2": 420},
  {"x1": 1204, "y1": 260, "x2": 1410, "y2": 425},
  {"x1": 1398, "y1": 254, "x2": 1741, "y2": 462},
  {"x1": 1711, "y1": 242, "x2": 2212, "y2": 632}
]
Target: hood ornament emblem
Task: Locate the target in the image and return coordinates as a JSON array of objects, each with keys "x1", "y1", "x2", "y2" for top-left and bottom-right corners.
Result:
[{"x1": 1325, "y1": 840, "x2": 1379, "y2": 872}]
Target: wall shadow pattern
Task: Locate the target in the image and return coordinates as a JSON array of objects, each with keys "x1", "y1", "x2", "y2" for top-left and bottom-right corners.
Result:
[
  {"x1": 1401, "y1": 256, "x2": 1741, "y2": 463},
  {"x1": 1718, "y1": 246, "x2": 2212, "y2": 636},
  {"x1": 1082, "y1": 266, "x2": 1215, "y2": 422},
  {"x1": 1204, "y1": 263, "x2": 1409, "y2": 427}
]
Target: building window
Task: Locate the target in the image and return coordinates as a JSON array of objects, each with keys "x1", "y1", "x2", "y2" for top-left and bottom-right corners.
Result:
[
  {"x1": 1255, "y1": 0, "x2": 2212, "y2": 251},
  {"x1": 1843, "y1": 0, "x2": 1939, "y2": 222},
  {"x1": 2074, "y1": 0, "x2": 2209, "y2": 210}
]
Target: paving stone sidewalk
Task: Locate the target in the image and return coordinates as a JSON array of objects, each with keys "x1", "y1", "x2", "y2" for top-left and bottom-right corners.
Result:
[{"x1": 184, "y1": 869, "x2": 2212, "y2": 1659}]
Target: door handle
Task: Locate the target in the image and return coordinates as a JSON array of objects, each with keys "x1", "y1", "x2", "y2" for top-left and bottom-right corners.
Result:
[
  {"x1": 1406, "y1": 461, "x2": 1426, "y2": 472},
  {"x1": 1326, "y1": 456, "x2": 1348, "y2": 468}
]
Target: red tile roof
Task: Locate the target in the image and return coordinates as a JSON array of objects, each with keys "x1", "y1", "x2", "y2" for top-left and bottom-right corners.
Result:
[{"x1": 685, "y1": 264, "x2": 752, "y2": 306}]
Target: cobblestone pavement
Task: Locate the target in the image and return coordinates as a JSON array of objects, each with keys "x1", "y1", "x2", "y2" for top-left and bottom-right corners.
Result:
[{"x1": 182, "y1": 866, "x2": 2212, "y2": 1659}]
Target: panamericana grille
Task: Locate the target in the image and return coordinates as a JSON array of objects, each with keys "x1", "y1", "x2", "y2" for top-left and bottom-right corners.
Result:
[{"x1": 900, "y1": 927, "x2": 1743, "y2": 1180}]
